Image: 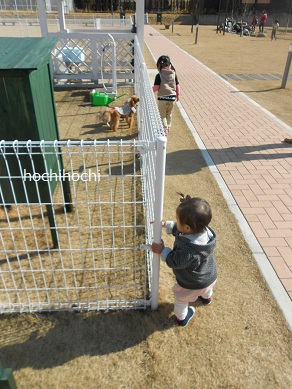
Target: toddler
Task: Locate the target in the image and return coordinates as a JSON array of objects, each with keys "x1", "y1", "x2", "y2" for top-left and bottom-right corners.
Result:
[
  {"x1": 271, "y1": 19, "x2": 279, "y2": 40},
  {"x1": 152, "y1": 193, "x2": 218, "y2": 327}
]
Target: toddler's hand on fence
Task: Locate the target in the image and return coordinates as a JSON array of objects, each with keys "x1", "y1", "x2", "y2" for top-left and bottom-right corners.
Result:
[
  {"x1": 150, "y1": 221, "x2": 166, "y2": 228},
  {"x1": 151, "y1": 240, "x2": 164, "y2": 254}
]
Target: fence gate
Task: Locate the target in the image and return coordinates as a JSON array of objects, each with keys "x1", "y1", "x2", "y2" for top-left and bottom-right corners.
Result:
[{"x1": 0, "y1": 139, "x2": 160, "y2": 313}]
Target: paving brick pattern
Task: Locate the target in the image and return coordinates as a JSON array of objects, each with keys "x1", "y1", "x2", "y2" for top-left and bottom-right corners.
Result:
[{"x1": 144, "y1": 25, "x2": 292, "y2": 301}]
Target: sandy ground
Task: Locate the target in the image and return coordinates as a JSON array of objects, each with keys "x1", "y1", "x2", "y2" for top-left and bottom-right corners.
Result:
[{"x1": 0, "y1": 19, "x2": 291, "y2": 389}]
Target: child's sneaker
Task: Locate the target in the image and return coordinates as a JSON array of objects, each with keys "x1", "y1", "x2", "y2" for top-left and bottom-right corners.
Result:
[
  {"x1": 199, "y1": 296, "x2": 211, "y2": 305},
  {"x1": 177, "y1": 306, "x2": 195, "y2": 327}
]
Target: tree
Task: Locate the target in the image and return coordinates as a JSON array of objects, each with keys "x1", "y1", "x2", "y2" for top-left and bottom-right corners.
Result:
[
  {"x1": 229, "y1": 0, "x2": 254, "y2": 23},
  {"x1": 286, "y1": 0, "x2": 292, "y2": 32},
  {"x1": 229, "y1": 0, "x2": 242, "y2": 21},
  {"x1": 191, "y1": 0, "x2": 200, "y2": 30}
]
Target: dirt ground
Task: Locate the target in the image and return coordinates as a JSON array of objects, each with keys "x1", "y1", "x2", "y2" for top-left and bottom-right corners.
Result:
[{"x1": 0, "y1": 20, "x2": 291, "y2": 389}]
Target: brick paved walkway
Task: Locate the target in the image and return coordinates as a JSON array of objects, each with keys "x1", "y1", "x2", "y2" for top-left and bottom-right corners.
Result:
[{"x1": 144, "y1": 25, "x2": 292, "y2": 329}]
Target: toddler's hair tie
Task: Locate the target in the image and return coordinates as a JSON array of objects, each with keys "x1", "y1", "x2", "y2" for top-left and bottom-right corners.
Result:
[{"x1": 177, "y1": 192, "x2": 191, "y2": 203}]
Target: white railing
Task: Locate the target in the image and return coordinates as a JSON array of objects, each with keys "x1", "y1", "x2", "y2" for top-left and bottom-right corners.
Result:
[
  {"x1": 49, "y1": 31, "x2": 135, "y2": 88},
  {"x1": 95, "y1": 17, "x2": 132, "y2": 29},
  {"x1": 0, "y1": 18, "x2": 40, "y2": 26}
]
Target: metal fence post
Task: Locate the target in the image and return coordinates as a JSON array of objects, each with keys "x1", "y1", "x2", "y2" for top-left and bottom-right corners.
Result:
[
  {"x1": 281, "y1": 43, "x2": 292, "y2": 89},
  {"x1": 151, "y1": 135, "x2": 167, "y2": 310},
  {"x1": 195, "y1": 24, "x2": 199, "y2": 44}
]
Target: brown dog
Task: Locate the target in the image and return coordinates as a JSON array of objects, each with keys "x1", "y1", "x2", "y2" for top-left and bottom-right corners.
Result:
[{"x1": 96, "y1": 95, "x2": 139, "y2": 132}]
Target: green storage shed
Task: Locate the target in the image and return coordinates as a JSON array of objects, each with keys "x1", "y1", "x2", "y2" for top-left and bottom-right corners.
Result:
[
  {"x1": 0, "y1": 37, "x2": 60, "y2": 142},
  {"x1": 0, "y1": 37, "x2": 72, "y2": 247}
]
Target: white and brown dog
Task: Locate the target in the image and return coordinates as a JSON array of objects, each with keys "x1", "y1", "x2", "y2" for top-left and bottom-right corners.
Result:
[{"x1": 96, "y1": 95, "x2": 139, "y2": 132}]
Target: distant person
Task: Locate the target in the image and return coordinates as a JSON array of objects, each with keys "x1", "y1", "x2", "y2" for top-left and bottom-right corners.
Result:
[
  {"x1": 251, "y1": 15, "x2": 258, "y2": 32},
  {"x1": 243, "y1": 28, "x2": 250, "y2": 36},
  {"x1": 153, "y1": 55, "x2": 180, "y2": 136},
  {"x1": 151, "y1": 193, "x2": 218, "y2": 327},
  {"x1": 271, "y1": 19, "x2": 279, "y2": 40},
  {"x1": 233, "y1": 23, "x2": 241, "y2": 34},
  {"x1": 259, "y1": 10, "x2": 267, "y2": 33}
]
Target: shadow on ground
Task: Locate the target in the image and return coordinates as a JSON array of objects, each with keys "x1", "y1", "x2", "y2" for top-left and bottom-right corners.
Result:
[
  {"x1": 166, "y1": 142, "x2": 292, "y2": 176},
  {"x1": 0, "y1": 303, "x2": 175, "y2": 370}
]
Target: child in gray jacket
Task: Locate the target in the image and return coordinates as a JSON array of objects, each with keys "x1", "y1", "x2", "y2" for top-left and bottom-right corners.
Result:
[{"x1": 152, "y1": 193, "x2": 217, "y2": 327}]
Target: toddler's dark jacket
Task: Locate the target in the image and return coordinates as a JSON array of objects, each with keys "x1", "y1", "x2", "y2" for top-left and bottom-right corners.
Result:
[{"x1": 161, "y1": 223, "x2": 217, "y2": 290}]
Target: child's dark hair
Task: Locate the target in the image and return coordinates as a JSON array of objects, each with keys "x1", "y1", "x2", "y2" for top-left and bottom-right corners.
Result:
[
  {"x1": 156, "y1": 55, "x2": 175, "y2": 72},
  {"x1": 176, "y1": 192, "x2": 212, "y2": 233}
]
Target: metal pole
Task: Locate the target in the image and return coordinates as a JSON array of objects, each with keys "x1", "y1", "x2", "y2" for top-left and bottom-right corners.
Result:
[
  {"x1": 195, "y1": 24, "x2": 199, "y2": 44},
  {"x1": 36, "y1": 0, "x2": 48, "y2": 36},
  {"x1": 106, "y1": 34, "x2": 117, "y2": 94},
  {"x1": 57, "y1": 0, "x2": 66, "y2": 32},
  {"x1": 216, "y1": 0, "x2": 222, "y2": 33},
  {"x1": 191, "y1": 0, "x2": 195, "y2": 33},
  {"x1": 223, "y1": 0, "x2": 229, "y2": 36},
  {"x1": 195, "y1": 0, "x2": 201, "y2": 42},
  {"x1": 151, "y1": 135, "x2": 167, "y2": 311},
  {"x1": 136, "y1": 0, "x2": 145, "y2": 54},
  {"x1": 281, "y1": 43, "x2": 292, "y2": 89}
]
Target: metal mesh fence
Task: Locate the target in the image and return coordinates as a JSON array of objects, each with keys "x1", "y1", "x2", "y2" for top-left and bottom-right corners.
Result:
[
  {"x1": 134, "y1": 36, "x2": 165, "y2": 299},
  {"x1": 0, "y1": 140, "x2": 156, "y2": 312},
  {"x1": 0, "y1": 31, "x2": 166, "y2": 313}
]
